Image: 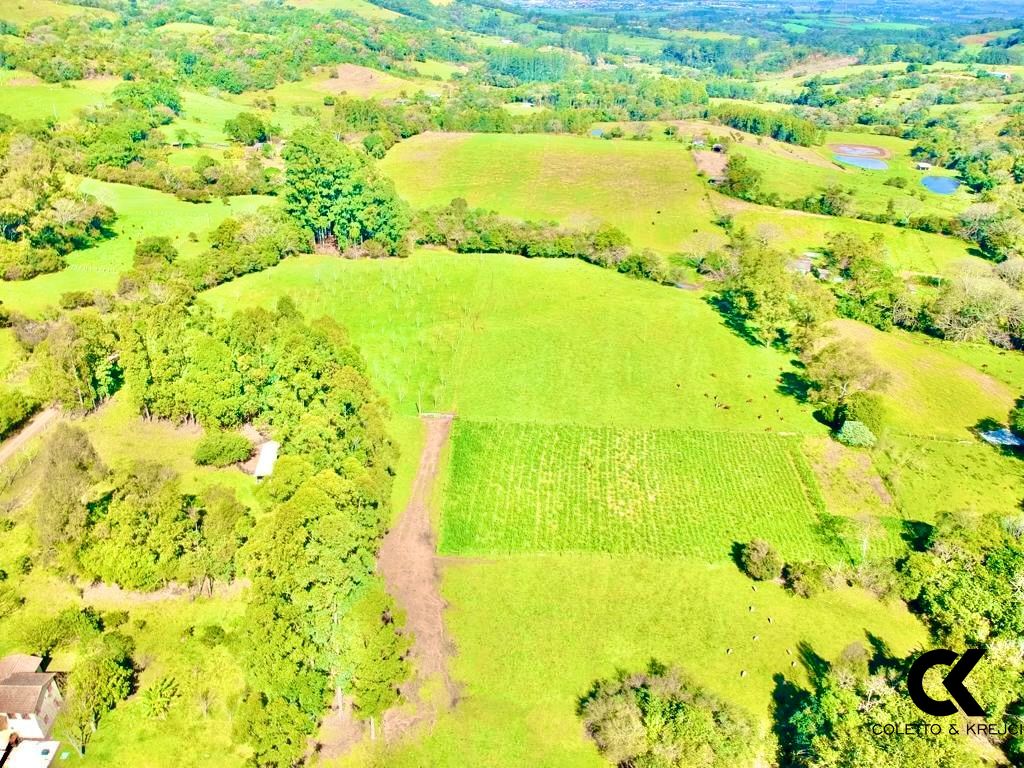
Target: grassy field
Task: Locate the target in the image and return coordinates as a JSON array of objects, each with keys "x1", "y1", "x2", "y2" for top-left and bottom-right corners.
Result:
[
  {"x1": 0, "y1": 180, "x2": 273, "y2": 317},
  {"x1": 203, "y1": 250, "x2": 815, "y2": 431},
  {"x1": 732, "y1": 135, "x2": 970, "y2": 219},
  {"x1": 830, "y1": 319, "x2": 1016, "y2": 438},
  {"x1": 287, "y1": 0, "x2": 402, "y2": 20},
  {"x1": 0, "y1": 75, "x2": 119, "y2": 122},
  {"x1": 337, "y1": 555, "x2": 928, "y2": 768},
  {"x1": 380, "y1": 132, "x2": 723, "y2": 252},
  {"x1": 441, "y1": 421, "x2": 839, "y2": 562},
  {"x1": 727, "y1": 203, "x2": 981, "y2": 277},
  {"x1": 0, "y1": 0, "x2": 114, "y2": 24}
]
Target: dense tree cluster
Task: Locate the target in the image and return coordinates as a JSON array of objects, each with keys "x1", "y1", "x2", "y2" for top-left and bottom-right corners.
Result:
[
  {"x1": 579, "y1": 662, "x2": 758, "y2": 768},
  {"x1": 283, "y1": 128, "x2": 410, "y2": 256},
  {"x1": 0, "y1": 135, "x2": 115, "y2": 280},
  {"x1": 711, "y1": 104, "x2": 825, "y2": 146}
]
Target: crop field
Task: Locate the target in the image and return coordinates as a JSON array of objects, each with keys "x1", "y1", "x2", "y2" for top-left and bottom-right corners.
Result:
[
  {"x1": 380, "y1": 132, "x2": 724, "y2": 252},
  {"x1": 439, "y1": 420, "x2": 843, "y2": 561},
  {"x1": 0, "y1": 180, "x2": 273, "y2": 317},
  {"x1": 337, "y1": 554, "x2": 928, "y2": 768}
]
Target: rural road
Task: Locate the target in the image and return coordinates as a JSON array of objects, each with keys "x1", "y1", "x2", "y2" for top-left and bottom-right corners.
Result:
[
  {"x1": 0, "y1": 407, "x2": 59, "y2": 466},
  {"x1": 318, "y1": 412, "x2": 457, "y2": 756},
  {"x1": 377, "y1": 413, "x2": 459, "y2": 736}
]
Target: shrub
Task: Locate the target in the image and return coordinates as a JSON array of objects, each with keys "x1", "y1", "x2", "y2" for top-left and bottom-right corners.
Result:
[
  {"x1": 199, "y1": 625, "x2": 227, "y2": 646},
  {"x1": 193, "y1": 431, "x2": 252, "y2": 467},
  {"x1": 784, "y1": 561, "x2": 826, "y2": 598},
  {"x1": 133, "y1": 236, "x2": 178, "y2": 268},
  {"x1": 738, "y1": 539, "x2": 783, "y2": 581},
  {"x1": 835, "y1": 420, "x2": 877, "y2": 448},
  {"x1": 884, "y1": 176, "x2": 908, "y2": 189},
  {"x1": 0, "y1": 389, "x2": 35, "y2": 439},
  {"x1": 843, "y1": 392, "x2": 887, "y2": 434},
  {"x1": 103, "y1": 610, "x2": 129, "y2": 629},
  {"x1": 59, "y1": 290, "x2": 96, "y2": 309},
  {"x1": 0, "y1": 584, "x2": 22, "y2": 618}
]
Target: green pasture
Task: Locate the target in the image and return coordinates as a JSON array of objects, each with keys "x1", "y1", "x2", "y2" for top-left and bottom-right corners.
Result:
[
  {"x1": 380, "y1": 132, "x2": 723, "y2": 252},
  {"x1": 606, "y1": 32, "x2": 667, "y2": 55},
  {"x1": 203, "y1": 250, "x2": 816, "y2": 431},
  {"x1": 81, "y1": 394, "x2": 262, "y2": 510},
  {"x1": 873, "y1": 435, "x2": 1024, "y2": 524},
  {"x1": 831, "y1": 319, "x2": 1016, "y2": 439},
  {"x1": 287, "y1": 0, "x2": 401, "y2": 20},
  {"x1": 727, "y1": 203, "x2": 982, "y2": 277},
  {"x1": 171, "y1": 89, "x2": 248, "y2": 145},
  {"x1": 337, "y1": 555, "x2": 927, "y2": 768},
  {"x1": 0, "y1": 179, "x2": 273, "y2": 317},
  {"x1": 441, "y1": 421, "x2": 838, "y2": 562},
  {"x1": 0, "y1": 76, "x2": 119, "y2": 123},
  {"x1": 732, "y1": 136, "x2": 970, "y2": 219},
  {"x1": 0, "y1": 0, "x2": 114, "y2": 24}
]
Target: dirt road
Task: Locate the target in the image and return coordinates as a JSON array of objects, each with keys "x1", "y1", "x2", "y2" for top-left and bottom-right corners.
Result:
[
  {"x1": 378, "y1": 413, "x2": 458, "y2": 735},
  {"x1": 0, "y1": 408, "x2": 59, "y2": 466},
  {"x1": 317, "y1": 413, "x2": 457, "y2": 756}
]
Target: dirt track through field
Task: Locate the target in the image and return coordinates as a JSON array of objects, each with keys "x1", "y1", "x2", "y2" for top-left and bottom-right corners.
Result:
[
  {"x1": 0, "y1": 408, "x2": 59, "y2": 466},
  {"x1": 378, "y1": 413, "x2": 459, "y2": 737},
  {"x1": 319, "y1": 413, "x2": 458, "y2": 755}
]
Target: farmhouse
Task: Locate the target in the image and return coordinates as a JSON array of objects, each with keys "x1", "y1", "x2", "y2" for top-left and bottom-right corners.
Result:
[
  {"x1": 0, "y1": 656, "x2": 62, "y2": 740},
  {"x1": 915, "y1": 161, "x2": 933, "y2": 171},
  {"x1": 253, "y1": 440, "x2": 280, "y2": 480}
]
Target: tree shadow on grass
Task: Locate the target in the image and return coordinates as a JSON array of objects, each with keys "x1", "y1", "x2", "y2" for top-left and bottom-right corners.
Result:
[
  {"x1": 704, "y1": 295, "x2": 763, "y2": 348},
  {"x1": 771, "y1": 673, "x2": 811, "y2": 768},
  {"x1": 777, "y1": 371, "x2": 811, "y2": 404}
]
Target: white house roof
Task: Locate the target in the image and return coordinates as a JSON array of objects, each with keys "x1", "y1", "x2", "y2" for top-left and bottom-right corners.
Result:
[
  {"x1": 6, "y1": 740, "x2": 60, "y2": 768},
  {"x1": 253, "y1": 441, "x2": 280, "y2": 478}
]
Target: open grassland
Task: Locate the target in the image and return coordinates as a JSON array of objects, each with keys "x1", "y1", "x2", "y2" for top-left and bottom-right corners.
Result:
[
  {"x1": 380, "y1": 132, "x2": 723, "y2": 252},
  {"x1": 171, "y1": 89, "x2": 248, "y2": 145},
  {"x1": 873, "y1": 436, "x2": 1024, "y2": 524},
  {"x1": 0, "y1": 180, "x2": 273, "y2": 317},
  {"x1": 287, "y1": 0, "x2": 401, "y2": 20},
  {"x1": 831, "y1": 319, "x2": 1016, "y2": 438},
  {"x1": 80, "y1": 394, "x2": 262, "y2": 511},
  {"x1": 733, "y1": 137, "x2": 970, "y2": 219},
  {"x1": 0, "y1": 0, "x2": 114, "y2": 24},
  {"x1": 0, "y1": 76, "x2": 119, "y2": 122},
  {"x1": 440, "y1": 421, "x2": 837, "y2": 562},
  {"x1": 337, "y1": 555, "x2": 928, "y2": 768},
  {"x1": 204, "y1": 250, "x2": 815, "y2": 431},
  {"x1": 727, "y1": 203, "x2": 982, "y2": 277}
]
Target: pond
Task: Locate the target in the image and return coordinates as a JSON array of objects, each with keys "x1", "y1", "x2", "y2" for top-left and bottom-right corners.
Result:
[
  {"x1": 921, "y1": 176, "x2": 961, "y2": 195},
  {"x1": 834, "y1": 154, "x2": 889, "y2": 170}
]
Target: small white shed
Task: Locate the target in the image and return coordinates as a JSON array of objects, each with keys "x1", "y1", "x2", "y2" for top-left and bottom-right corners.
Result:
[{"x1": 253, "y1": 441, "x2": 280, "y2": 480}]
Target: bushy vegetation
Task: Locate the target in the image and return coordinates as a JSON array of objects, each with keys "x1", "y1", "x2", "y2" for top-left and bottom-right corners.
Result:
[
  {"x1": 192, "y1": 430, "x2": 251, "y2": 466},
  {"x1": 579, "y1": 662, "x2": 758, "y2": 768}
]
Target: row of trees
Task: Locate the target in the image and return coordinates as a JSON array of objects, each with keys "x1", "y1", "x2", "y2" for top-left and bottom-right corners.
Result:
[{"x1": 416, "y1": 198, "x2": 677, "y2": 283}]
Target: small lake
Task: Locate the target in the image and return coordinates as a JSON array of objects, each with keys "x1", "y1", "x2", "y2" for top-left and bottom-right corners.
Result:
[
  {"x1": 834, "y1": 154, "x2": 889, "y2": 170},
  {"x1": 921, "y1": 176, "x2": 961, "y2": 195}
]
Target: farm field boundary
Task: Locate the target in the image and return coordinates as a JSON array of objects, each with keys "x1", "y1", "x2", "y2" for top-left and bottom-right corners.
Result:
[{"x1": 440, "y1": 421, "x2": 850, "y2": 562}]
